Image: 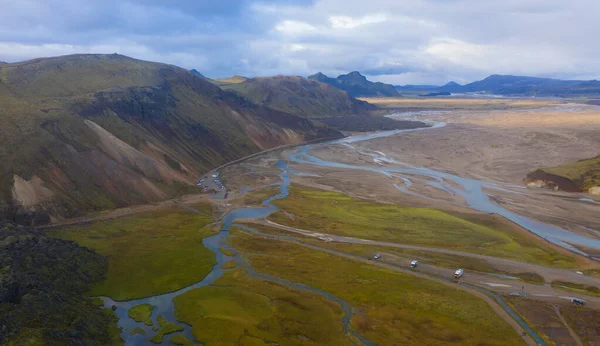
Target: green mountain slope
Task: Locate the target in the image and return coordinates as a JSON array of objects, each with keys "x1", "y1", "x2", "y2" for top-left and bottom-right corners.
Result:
[
  {"x1": 308, "y1": 71, "x2": 400, "y2": 97},
  {"x1": 0, "y1": 54, "x2": 341, "y2": 224},
  {"x1": 224, "y1": 75, "x2": 375, "y2": 118}
]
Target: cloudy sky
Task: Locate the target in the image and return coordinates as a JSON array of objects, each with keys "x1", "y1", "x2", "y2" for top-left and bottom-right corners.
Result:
[{"x1": 1, "y1": 0, "x2": 599, "y2": 84}]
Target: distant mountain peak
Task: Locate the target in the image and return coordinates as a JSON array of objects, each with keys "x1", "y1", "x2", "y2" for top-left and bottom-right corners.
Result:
[
  {"x1": 309, "y1": 71, "x2": 398, "y2": 97},
  {"x1": 443, "y1": 81, "x2": 461, "y2": 87},
  {"x1": 189, "y1": 69, "x2": 205, "y2": 77}
]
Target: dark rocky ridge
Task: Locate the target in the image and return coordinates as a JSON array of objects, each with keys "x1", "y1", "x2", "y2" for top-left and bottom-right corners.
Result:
[
  {"x1": 308, "y1": 71, "x2": 400, "y2": 97},
  {"x1": 0, "y1": 221, "x2": 119, "y2": 345}
]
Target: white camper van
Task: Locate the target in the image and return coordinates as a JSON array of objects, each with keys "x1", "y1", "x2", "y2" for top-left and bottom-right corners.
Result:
[{"x1": 454, "y1": 269, "x2": 464, "y2": 279}]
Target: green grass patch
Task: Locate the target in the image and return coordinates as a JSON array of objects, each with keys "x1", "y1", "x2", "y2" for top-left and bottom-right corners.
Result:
[
  {"x1": 240, "y1": 223, "x2": 549, "y2": 285},
  {"x1": 551, "y1": 281, "x2": 600, "y2": 297},
  {"x1": 174, "y1": 268, "x2": 352, "y2": 345},
  {"x1": 221, "y1": 260, "x2": 237, "y2": 269},
  {"x1": 583, "y1": 268, "x2": 600, "y2": 279},
  {"x1": 50, "y1": 206, "x2": 216, "y2": 300},
  {"x1": 513, "y1": 272, "x2": 545, "y2": 284},
  {"x1": 543, "y1": 156, "x2": 600, "y2": 191},
  {"x1": 229, "y1": 231, "x2": 525, "y2": 346},
  {"x1": 270, "y1": 186, "x2": 577, "y2": 268},
  {"x1": 128, "y1": 304, "x2": 155, "y2": 326},
  {"x1": 130, "y1": 327, "x2": 146, "y2": 336},
  {"x1": 240, "y1": 185, "x2": 280, "y2": 205},
  {"x1": 219, "y1": 248, "x2": 235, "y2": 256},
  {"x1": 150, "y1": 316, "x2": 184, "y2": 344},
  {"x1": 170, "y1": 334, "x2": 199, "y2": 345}
]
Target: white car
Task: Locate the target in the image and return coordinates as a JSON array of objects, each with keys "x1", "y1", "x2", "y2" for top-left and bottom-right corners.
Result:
[
  {"x1": 373, "y1": 253, "x2": 381, "y2": 260},
  {"x1": 454, "y1": 269, "x2": 464, "y2": 279},
  {"x1": 410, "y1": 260, "x2": 419, "y2": 268}
]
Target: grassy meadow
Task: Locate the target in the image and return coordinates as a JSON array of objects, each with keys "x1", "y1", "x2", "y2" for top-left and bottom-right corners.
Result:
[
  {"x1": 269, "y1": 186, "x2": 578, "y2": 267},
  {"x1": 551, "y1": 281, "x2": 600, "y2": 297},
  {"x1": 241, "y1": 223, "x2": 547, "y2": 283},
  {"x1": 50, "y1": 204, "x2": 216, "y2": 300},
  {"x1": 228, "y1": 230, "x2": 525, "y2": 346},
  {"x1": 173, "y1": 269, "x2": 352, "y2": 345}
]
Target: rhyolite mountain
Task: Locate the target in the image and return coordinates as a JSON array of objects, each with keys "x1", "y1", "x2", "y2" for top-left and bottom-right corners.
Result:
[
  {"x1": 308, "y1": 71, "x2": 400, "y2": 97},
  {"x1": 0, "y1": 54, "x2": 342, "y2": 225},
  {"x1": 223, "y1": 75, "x2": 375, "y2": 118}
]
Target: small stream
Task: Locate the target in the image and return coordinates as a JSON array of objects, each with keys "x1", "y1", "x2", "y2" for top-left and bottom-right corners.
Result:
[{"x1": 104, "y1": 160, "x2": 373, "y2": 345}]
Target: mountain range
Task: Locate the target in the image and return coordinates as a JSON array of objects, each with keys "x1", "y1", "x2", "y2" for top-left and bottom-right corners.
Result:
[
  {"x1": 308, "y1": 71, "x2": 400, "y2": 97},
  {"x1": 0, "y1": 54, "x2": 343, "y2": 225},
  {"x1": 396, "y1": 75, "x2": 600, "y2": 96},
  {"x1": 222, "y1": 75, "x2": 375, "y2": 118}
]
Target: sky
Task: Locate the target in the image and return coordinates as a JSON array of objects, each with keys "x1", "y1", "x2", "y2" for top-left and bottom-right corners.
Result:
[{"x1": 1, "y1": 0, "x2": 599, "y2": 85}]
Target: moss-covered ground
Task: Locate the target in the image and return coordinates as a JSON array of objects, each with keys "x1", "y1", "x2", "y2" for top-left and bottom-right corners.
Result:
[
  {"x1": 50, "y1": 204, "x2": 216, "y2": 300},
  {"x1": 150, "y1": 316, "x2": 184, "y2": 343},
  {"x1": 128, "y1": 304, "x2": 155, "y2": 326},
  {"x1": 551, "y1": 281, "x2": 600, "y2": 297},
  {"x1": 170, "y1": 334, "x2": 199, "y2": 345},
  {"x1": 240, "y1": 185, "x2": 281, "y2": 205},
  {"x1": 269, "y1": 186, "x2": 577, "y2": 268},
  {"x1": 241, "y1": 223, "x2": 548, "y2": 284},
  {"x1": 174, "y1": 269, "x2": 352, "y2": 345},
  {"x1": 228, "y1": 230, "x2": 525, "y2": 346},
  {"x1": 130, "y1": 327, "x2": 146, "y2": 336},
  {"x1": 221, "y1": 260, "x2": 237, "y2": 269},
  {"x1": 219, "y1": 248, "x2": 235, "y2": 256}
]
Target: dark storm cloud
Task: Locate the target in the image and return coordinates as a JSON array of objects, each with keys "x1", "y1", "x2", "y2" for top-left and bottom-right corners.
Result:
[{"x1": 0, "y1": 0, "x2": 598, "y2": 84}]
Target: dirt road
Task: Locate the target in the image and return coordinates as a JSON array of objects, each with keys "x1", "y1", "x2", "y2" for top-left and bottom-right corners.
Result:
[{"x1": 260, "y1": 220, "x2": 600, "y2": 295}]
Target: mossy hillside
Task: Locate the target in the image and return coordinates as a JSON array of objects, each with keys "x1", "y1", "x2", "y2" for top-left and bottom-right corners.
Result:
[
  {"x1": 224, "y1": 75, "x2": 375, "y2": 119},
  {"x1": 150, "y1": 316, "x2": 184, "y2": 343},
  {"x1": 50, "y1": 205, "x2": 216, "y2": 300},
  {"x1": 541, "y1": 155, "x2": 600, "y2": 191},
  {"x1": 174, "y1": 269, "x2": 352, "y2": 345},
  {"x1": 0, "y1": 54, "x2": 342, "y2": 223},
  {"x1": 128, "y1": 304, "x2": 155, "y2": 326},
  {"x1": 229, "y1": 231, "x2": 525, "y2": 346},
  {"x1": 270, "y1": 186, "x2": 577, "y2": 267}
]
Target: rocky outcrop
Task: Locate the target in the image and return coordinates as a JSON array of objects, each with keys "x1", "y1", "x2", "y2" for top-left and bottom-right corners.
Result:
[{"x1": 525, "y1": 169, "x2": 581, "y2": 192}]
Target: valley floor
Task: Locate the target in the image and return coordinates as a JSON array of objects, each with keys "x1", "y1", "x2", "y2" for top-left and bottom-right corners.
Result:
[{"x1": 45, "y1": 97, "x2": 600, "y2": 346}]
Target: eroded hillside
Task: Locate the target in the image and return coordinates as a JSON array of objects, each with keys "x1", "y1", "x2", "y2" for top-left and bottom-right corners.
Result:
[{"x1": 0, "y1": 54, "x2": 341, "y2": 224}]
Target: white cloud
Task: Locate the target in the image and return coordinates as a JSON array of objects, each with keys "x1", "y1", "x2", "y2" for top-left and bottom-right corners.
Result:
[
  {"x1": 275, "y1": 20, "x2": 317, "y2": 35},
  {"x1": 1, "y1": 0, "x2": 600, "y2": 83},
  {"x1": 329, "y1": 14, "x2": 388, "y2": 29}
]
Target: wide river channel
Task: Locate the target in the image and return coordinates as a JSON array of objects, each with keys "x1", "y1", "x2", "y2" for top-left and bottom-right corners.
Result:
[{"x1": 104, "y1": 116, "x2": 598, "y2": 345}]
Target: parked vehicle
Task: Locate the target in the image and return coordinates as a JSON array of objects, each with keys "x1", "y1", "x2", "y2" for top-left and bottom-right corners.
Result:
[
  {"x1": 571, "y1": 298, "x2": 585, "y2": 306},
  {"x1": 509, "y1": 292, "x2": 521, "y2": 297},
  {"x1": 410, "y1": 260, "x2": 419, "y2": 268},
  {"x1": 373, "y1": 253, "x2": 381, "y2": 260},
  {"x1": 454, "y1": 269, "x2": 464, "y2": 279}
]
